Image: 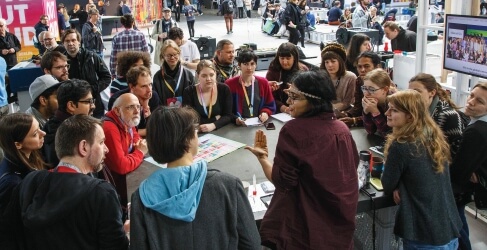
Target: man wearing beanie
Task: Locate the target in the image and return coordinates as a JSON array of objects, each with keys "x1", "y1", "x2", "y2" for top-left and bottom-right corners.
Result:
[{"x1": 25, "y1": 75, "x2": 61, "y2": 128}]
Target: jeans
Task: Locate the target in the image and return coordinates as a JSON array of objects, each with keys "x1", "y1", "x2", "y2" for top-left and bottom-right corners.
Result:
[
  {"x1": 187, "y1": 20, "x2": 195, "y2": 37},
  {"x1": 456, "y1": 203, "x2": 472, "y2": 250},
  {"x1": 403, "y1": 238, "x2": 458, "y2": 250}
]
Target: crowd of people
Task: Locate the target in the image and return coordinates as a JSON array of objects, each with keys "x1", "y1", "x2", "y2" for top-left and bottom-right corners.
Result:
[{"x1": 0, "y1": 1, "x2": 485, "y2": 250}]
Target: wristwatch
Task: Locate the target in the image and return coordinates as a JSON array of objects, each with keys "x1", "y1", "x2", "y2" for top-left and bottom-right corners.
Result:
[{"x1": 183, "y1": 61, "x2": 188, "y2": 66}]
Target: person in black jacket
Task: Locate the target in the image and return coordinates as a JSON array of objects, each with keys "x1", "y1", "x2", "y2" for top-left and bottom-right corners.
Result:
[
  {"x1": 450, "y1": 82, "x2": 487, "y2": 250},
  {"x1": 0, "y1": 18, "x2": 21, "y2": 69},
  {"x1": 153, "y1": 40, "x2": 195, "y2": 107},
  {"x1": 62, "y1": 29, "x2": 111, "y2": 118},
  {"x1": 2, "y1": 115, "x2": 129, "y2": 250},
  {"x1": 42, "y1": 79, "x2": 95, "y2": 167},
  {"x1": 283, "y1": 0, "x2": 301, "y2": 45},
  {"x1": 34, "y1": 15, "x2": 49, "y2": 54},
  {"x1": 383, "y1": 21, "x2": 416, "y2": 52}
]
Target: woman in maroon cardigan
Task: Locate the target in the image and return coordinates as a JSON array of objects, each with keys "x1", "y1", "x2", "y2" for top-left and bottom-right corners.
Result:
[
  {"x1": 266, "y1": 42, "x2": 309, "y2": 114},
  {"x1": 225, "y1": 49, "x2": 276, "y2": 125},
  {"x1": 246, "y1": 71, "x2": 359, "y2": 249}
]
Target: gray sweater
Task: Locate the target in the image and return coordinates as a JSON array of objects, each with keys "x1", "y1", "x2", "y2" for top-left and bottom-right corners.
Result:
[
  {"x1": 382, "y1": 141, "x2": 462, "y2": 245},
  {"x1": 130, "y1": 168, "x2": 261, "y2": 250}
]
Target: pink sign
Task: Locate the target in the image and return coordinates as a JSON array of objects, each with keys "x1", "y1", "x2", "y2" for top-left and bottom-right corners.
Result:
[{"x1": 0, "y1": 0, "x2": 59, "y2": 61}]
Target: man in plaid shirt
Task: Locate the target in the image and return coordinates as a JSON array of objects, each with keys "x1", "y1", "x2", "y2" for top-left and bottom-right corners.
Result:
[{"x1": 110, "y1": 14, "x2": 149, "y2": 79}]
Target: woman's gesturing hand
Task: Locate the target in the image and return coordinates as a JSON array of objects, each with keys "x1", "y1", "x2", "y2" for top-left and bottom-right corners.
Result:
[{"x1": 245, "y1": 129, "x2": 269, "y2": 159}]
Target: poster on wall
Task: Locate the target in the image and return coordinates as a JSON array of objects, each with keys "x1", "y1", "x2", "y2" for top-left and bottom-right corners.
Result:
[
  {"x1": 0, "y1": 0, "x2": 59, "y2": 62},
  {"x1": 129, "y1": 0, "x2": 163, "y2": 27}
]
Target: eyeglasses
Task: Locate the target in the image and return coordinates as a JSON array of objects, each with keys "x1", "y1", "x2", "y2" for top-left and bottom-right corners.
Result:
[
  {"x1": 44, "y1": 37, "x2": 54, "y2": 41},
  {"x1": 53, "y1": 64, "x2": 70, "y2": 70},
  {"x1": 361, "y1": 86, "x2": 384, "y2": 94},
  {"x1": 164, "y1": 53, "x2": 180, "y2": 59},
  {"x1": 78, "y1": 98, "x2": 95, "y2": 105},
  {"x1": 287, "y1": 94, "x2": 306, "y2": 103},
  {"x1": 41, "y1": 18, "x2": 48, "y2": 21},
  {"x1": 124, "y1": 104, "x2": 141, "y2": 112}
]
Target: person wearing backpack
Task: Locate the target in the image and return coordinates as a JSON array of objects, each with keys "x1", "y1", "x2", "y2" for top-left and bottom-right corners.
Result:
[{"x1": 221, "y1": 0, "x2": 235, "y2": 34}]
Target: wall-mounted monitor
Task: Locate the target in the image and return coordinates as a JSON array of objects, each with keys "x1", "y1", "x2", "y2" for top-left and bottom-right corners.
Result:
[{"x1": 444, "y1": 14, "x2": 487, "y2": 79}]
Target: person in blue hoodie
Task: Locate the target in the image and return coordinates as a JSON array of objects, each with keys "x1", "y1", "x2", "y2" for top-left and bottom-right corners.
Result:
[{"x1": 130, "y1": 106, "x2": 261, "y2": 250}]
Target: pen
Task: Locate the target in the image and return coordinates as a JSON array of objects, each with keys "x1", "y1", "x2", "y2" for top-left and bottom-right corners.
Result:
[{"x1": 236, "y1": 112, "x2": 244, "y2": 121}]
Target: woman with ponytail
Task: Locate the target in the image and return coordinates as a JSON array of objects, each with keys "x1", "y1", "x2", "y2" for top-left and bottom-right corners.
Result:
[{"x1": 408, "y1": 73, "x2": 468, "y2": 159}]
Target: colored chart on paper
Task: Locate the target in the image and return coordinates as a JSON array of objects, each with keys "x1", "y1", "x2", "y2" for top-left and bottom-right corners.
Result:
[{"x1": 194, "y1": 134, "x2": 246, "y2": 163}]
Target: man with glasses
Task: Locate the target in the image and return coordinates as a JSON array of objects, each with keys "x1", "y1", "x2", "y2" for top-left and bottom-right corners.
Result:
[
  {"x1": 42, "y1": 31, "x2": 66, "y2": 55},
  {"x1": 151, "y1": 7, "x2": 178, "y2": 66},
  {"x1": 110, "y1": 14, "x2": 148, "y2": 79},
  {"x1": 103, "y1": 93, "x2": 148, "y2": 221},
  {"x1": 108, "y1": 66, "x2": 160, "y2": 137},
  {"x1": 338, "y1": 51, "x2": 381, "y2": 127},
  {"x1": 62, "y1": 29, "x2": 111, "y2": 118},
  {"x1": 34, "y1": 15, "x2": 49, "y2": 54},
  {"x1": 40, "y1": 51, "x2": 69, "y2": 81},
  {"x1": 0, "y1": 18, "x2": 21, "y2": 70},
  {"x1": 42, "y1": 79, "x2": 95, "y2": 166}
]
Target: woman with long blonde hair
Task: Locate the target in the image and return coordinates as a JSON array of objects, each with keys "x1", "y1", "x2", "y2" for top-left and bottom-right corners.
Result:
[{"x1": 381, "y1": 90, "x2": 462, "y2": 249}]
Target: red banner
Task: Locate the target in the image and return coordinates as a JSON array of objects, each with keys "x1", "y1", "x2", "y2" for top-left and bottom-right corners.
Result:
[{"x1": 0, "y1": 0, "x2": 59, "y2": 61}]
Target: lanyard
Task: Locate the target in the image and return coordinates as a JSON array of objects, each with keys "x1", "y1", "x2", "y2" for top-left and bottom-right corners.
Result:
[
  {"x1": 335, "y1": 77, "x2": 341, "y2": 88},
  {"x1": 163, "y1": 66, "x2": 183, "y2": 97},
  {"x1": 198, "y1": 84, "x2": 214, "y2": 119},
  {"x1": 240, "y1": 76, "x2": 255, "y2": 117},
  {"x1": 217, "y1": 66, "x2": 228, "y2": 79}
]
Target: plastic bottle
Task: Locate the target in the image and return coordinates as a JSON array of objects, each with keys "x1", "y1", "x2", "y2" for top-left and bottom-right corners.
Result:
[{"x1": 384, "y1": 42, "x2": 389, "y2": 52}]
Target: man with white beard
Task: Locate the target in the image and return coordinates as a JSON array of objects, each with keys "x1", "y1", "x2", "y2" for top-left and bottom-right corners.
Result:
[{"x1": 103, "y1": 93, "x2": 148, "y2": 221}]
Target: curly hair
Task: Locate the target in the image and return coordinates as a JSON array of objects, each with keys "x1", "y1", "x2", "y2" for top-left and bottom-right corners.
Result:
[
  {"x1": 116, "y1": 51, "x2": 151, "y2": 77},
  {"x1": 384, "y1": 90, "x2": 450, "y2": 173}
]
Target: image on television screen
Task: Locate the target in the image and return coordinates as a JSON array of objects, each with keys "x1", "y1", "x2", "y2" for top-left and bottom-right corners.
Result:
[{"x1": 444, "y1": 14, "x2": 487, "y2": 79}]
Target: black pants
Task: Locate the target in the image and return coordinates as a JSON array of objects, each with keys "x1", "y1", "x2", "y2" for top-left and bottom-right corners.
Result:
[
  {"x1": 288, "y1": 27, "x2": 299, "y2": 45},
  {"x1": 175, "y1": 5, "x2": 182, "y2": 21},
  {"x1": 298, "y1": 26, "x2": 306, "y2": 47},
  {"x1": 238, "y1": 7, "x2": 244, "y2": 18},
  {"x1": 187, "y1": 20, "x2": 195, "y2": 37},
  {"x1": 246, "y1": 10, "x2": 251, "y2": 18}
]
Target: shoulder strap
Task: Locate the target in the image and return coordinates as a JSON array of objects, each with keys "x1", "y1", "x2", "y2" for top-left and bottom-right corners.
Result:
[{"x1": 0, "y1": 171, "x2": 12, "y2": 180}]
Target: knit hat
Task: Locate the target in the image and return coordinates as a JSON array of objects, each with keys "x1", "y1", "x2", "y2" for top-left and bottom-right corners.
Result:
[
  {"x1": 29, "y1": 75, "x2": 61, "y2": 101},
  {"x1": 321, "y1": 42, "x2": 347, "y2": 62}
]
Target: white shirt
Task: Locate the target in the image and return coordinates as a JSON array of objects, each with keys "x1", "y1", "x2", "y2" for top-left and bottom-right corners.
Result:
[{"x1": 180, "y1": 39, "x2": 201, "y2": 76}]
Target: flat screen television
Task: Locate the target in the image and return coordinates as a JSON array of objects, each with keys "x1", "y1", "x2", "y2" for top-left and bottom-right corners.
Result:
[{"x1": 444, "y1": 14, "x2": 487, "y2": 79}]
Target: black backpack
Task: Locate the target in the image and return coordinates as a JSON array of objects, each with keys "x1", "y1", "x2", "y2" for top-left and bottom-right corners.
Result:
[{"x1": 225, "y1": 0, "x2": 234, "y2": 14}]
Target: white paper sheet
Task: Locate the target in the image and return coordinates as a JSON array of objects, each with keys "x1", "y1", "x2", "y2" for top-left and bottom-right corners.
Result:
[
  {"x1": 271, "y1": 113, "x2": 294, "y2": 123},
  {"x1": 244, "y1": 117, "x2": 263, "y2": 126}
]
